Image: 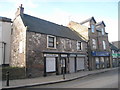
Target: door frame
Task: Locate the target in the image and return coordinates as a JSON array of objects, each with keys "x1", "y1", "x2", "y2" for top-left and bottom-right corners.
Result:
[{"x1": 60, "y1": 57, "x2": 67, "y2": 74}]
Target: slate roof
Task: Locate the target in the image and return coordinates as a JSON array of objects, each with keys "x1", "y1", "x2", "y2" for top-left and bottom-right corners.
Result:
[
  {"x1": 109, "y1": 43, "x2": 119, "y2": 51},
  {"x1": 21, "y1": 14, "x2": 84, "y2": 41},
  {"x1": 0, "y1": 16, "x2": 12, "y2": 23},
  {"x1": 96, "y1": 28, "x2": 101, "y2": 32},
  {"x1": 80, "y1": 17, "x2": 96, "y2": 25},
  {"x1": 96, "y1": 21, "x2": 106, "y2": 27}
]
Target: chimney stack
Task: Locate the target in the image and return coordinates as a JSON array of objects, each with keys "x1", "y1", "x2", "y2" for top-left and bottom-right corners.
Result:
[{"x1": 15, "y1": 4, "x2": 24, "y2": 18}]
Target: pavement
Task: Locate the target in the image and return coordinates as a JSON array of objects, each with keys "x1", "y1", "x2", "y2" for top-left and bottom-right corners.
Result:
[{"x1": 1, "y1": 67, "x2": 118, "y2": 89}]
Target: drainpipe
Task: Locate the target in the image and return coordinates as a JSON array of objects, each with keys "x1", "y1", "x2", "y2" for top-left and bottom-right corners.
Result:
[{"x1": 2, "y1": 42, "x2": 6, "y2": 65}]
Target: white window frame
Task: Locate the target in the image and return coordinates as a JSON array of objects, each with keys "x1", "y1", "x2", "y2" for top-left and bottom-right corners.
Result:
[
  {"x1": 101, "y1": 28, "x2": 105, "y2": 35},
  {"x1": 103, "y1": 40, "x2": 106, "y2": 50},
  {"x1": 91, "y1": 25, "x2": 95, "y2": 33},
  {"x1": 77, "y1": 41, "x2": 82, "y2": 51},
  {"x1": 92, "y1": 39, "x2": 96, "y2": 49},
  {"x1": 47, "y1": 35, "x2": 56, "y2": 49}
]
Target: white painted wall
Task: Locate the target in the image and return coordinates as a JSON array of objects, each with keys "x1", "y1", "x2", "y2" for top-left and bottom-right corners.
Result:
[
  {"x1": 0, "y1": 21, "x2": 3, "y2": 65},
  {"x1": 0, "y1": 20, "x2": 11, "y2": 65},
  {"x1": 0, "y1": 44, "x2": 3, "y2": 65}
]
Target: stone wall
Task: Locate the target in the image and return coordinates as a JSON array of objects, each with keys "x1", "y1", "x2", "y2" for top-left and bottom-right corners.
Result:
[
  {"x1": 26, "y1": 32, "x2": 46, "y2": 77},
  {"x1": 10, "y1": 15, "x2": 87, "y2": 77},
  {"x1": 26, "y1": 31, "x2": 87, "y2": 77},
  {"x1": 10, "y1": 15, "x2": 26, "y2": 67}
]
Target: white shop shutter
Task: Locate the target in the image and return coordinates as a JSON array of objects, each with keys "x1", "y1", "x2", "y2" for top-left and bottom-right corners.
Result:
[
  {"x1": 46, "y1": 57, "x2": 56, "y2": 72},
  {"x1": 69, "y1": 58, "x2": 75, "y2": 73},
  {"x1": 0, "y1": 47, "x2": 2, "y2": 65},
  {"x1": 77, "y1": 58, "x2": 85, "y2": 70}
]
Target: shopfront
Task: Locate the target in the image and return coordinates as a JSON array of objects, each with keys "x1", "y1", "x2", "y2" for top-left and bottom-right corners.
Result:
[
  {"x1": 76, "y1": 55, "x2": 86, "y2": 71},
  {"x1": 44, "y1": 54, "x2": 58, "y2": 76},
  {"x1": 112, "y1": 53, "x2": 119, "y2": 67},
  {"x1": 60, "y1": 54, "x2": 67, "y2": 74},
  {"x1": 95, "y1": 57, "x2": 100, "y2": 69},
  {"x1": 100, "y1": 57, "x2": 105, "y2": 69},
  {"x1": 43, "y1": 52, "x2": 87, "y2": 76},
  {"x1": 69, "y1": 54, "x2": 76, "y2": 73},
  {"x1": 91, "y1": 51, "x2": 110, "y2": 69}
]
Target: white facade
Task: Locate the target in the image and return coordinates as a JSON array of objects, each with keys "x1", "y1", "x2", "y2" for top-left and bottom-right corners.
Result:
[{"x1": 0, "y1": 17, "x2": 12, "y2": 65}]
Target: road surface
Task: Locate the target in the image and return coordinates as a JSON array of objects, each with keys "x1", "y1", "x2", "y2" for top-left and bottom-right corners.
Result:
[{"x1": 29, "y1": 69, "x2": 118, "y2": 88}]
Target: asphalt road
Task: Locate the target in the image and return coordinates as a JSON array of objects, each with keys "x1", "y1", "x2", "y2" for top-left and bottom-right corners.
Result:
[{"x1": 29, "y1": 69, "x2": 119, "y2": 88}]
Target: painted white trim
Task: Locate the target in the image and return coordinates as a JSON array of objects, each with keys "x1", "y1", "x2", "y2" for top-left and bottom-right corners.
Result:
[
  {"x1": 77, "y1": 41, "x2": 83, "y2": 51},
  {"x1": 44, "y1": 54, "x2": 58, "y2": 57},
  {"x1": 47, "y1": 35, "x2": 56, "y2": 49}
]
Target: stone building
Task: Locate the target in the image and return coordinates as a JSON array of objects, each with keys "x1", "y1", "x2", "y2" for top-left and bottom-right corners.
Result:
[
  {"x1": 111, "y1": 41, "x2": 120, "y2": 66},
  {"x1": 68, "y1": 17, "x2": 111, "y2": 70},
  {"x1": 10, "y1": 5, "x2": 87, "y2": 77},
  {"x1": 111, "y1": 41, "x2": 120, "y2": 49},
  {"x1": 0, "y1": 16, "x2": 12, "y2": 66},
  {"x1": 109, "y1": 43, "x2": 119, "y2": 67}
]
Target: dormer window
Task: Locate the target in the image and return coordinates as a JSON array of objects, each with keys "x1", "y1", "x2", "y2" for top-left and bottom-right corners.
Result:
[
  {"x1": 47, "y1": 35, "x2": 56, "y2": 48},
  {"x1": 91, "y1": 25, "x2": 95, "y2": 33},
  {"x1": 101, "y1": 28, "x2": 105, "y2": 35}
]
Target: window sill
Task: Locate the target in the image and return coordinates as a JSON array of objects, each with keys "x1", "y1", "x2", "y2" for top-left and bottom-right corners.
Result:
[
  {"x1": 47, "y1": 47, "x2": 57, "y2": 50},
  {"x1": 77, "y1": 50, "x2": 83, "y2": 52}
]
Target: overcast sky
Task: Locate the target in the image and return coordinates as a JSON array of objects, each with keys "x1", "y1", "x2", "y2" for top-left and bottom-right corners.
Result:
[{"x1": 0, "y1": 0, "x2": 119, "y2": 42}]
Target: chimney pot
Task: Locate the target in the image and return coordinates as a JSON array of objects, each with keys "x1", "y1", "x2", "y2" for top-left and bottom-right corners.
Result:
[
  {"x1": 15, "y1": 4, "x2": 24, "y2": 18},
  {"x1": 20, "y1": 4, "x2": 23, "y2": 7}
]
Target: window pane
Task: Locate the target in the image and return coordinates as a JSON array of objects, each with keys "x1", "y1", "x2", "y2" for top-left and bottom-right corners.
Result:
[
  {"x1": 103, "y1": 41, "x2": 106, "y2": 49},
  {"x1": 91, "y1": 25, "x2": 94, "y2": 33},
  {"x1": 101, "y1": 28, "x2": 104, "y2": 35},
  {"x1": 92, "y1": 39, "x2": 96, "y2": 49},
  {"x1": 48, "y1": 36, "x2": 55, "y2": 48},
  {"x1": 49, "y1": 37, "x2": 54, "y2": 42},
  {"x1": 48, "y1": 42, "x2": 54, "y2": 47},
  {"x1": 77, "y1": 42, "x2": 81, "y2": 50}
]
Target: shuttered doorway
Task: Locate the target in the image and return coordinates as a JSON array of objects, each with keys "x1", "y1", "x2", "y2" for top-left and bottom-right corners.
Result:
[
  {"x1": 69, "y1": 57, "x2": 75, "y2": 73},
  {"x1": 46, "y1": 57, "x2": 56, "y2": 72},
  {"x1": 77, "y1": 58, "x2": 85, "y2": 71}
]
